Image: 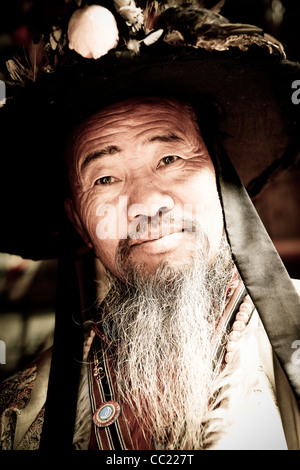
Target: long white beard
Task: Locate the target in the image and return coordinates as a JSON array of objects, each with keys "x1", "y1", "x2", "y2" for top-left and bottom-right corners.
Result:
[{"x1": 97, "y1": 235, "x2": 235, "y2": 449}]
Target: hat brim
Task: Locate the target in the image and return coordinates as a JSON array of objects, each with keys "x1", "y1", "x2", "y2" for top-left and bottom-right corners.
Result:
[{"x1": 1, "y1": 44, "x2": 299, "y2": 259}]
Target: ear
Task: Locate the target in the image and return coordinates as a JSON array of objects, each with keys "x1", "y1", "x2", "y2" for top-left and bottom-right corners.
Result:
[{"x1": 64, "y1": 197, "x2": 93, "y2": 249}]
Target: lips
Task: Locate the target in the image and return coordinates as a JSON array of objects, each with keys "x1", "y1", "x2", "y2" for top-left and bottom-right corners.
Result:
[{"x1": 129, "y1": 227, "x2": 184, "y2": 247}]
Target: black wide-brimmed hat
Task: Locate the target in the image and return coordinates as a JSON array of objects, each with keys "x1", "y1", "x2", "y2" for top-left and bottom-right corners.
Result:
[
  {"x1": 1, "y1": 0, "x2": 300, "y2": 259},
  {"x1": 0, "y1": 0, "x2": 299, "y2": 447}
]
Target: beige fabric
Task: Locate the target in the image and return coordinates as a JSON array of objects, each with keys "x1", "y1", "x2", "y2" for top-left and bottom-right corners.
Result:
[
  {"x1": 248, "y1": 313, "x2": 300, "y2": 450},
  {"x1": 249, "y1": 278, "x2": 300, "y2": 450},
  {"x1": 273, "y1": 352, "x2": 300, "y2": 450},
  {"x1": 210, "y1": 310, "x2": 288, "y2": 450},
  {"x1": 267, "y1": 277, "x2": 300, "y2": 450}
]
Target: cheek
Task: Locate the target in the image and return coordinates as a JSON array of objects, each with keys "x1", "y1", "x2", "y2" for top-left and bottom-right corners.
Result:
[
  {"x1": 86, "y1": 208, "x2": 119, "y2": 271},
  {"x1": 204, "y1": 195, "x2": 224, "y2": 258},
  {"x1": 77, "y1": 194, "x2": 100, "y2": 240},
  {"x1": 178, "y1": 172, "x2": 224, "y2": 255},
  {"x1": 79, "y1": 196, "x2": 122, "y2": 273},
  {"x1": 93, "y1": 238, "x2": 119, "y2": 274}
]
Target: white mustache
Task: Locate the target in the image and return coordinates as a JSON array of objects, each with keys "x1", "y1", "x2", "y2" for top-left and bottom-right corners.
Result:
[
  {"x1": 115, "y1": 213, "x2": 210, "y2": 278},
  {"x1": 127, "y1": 213, "x2": 199, "y2": 241}
]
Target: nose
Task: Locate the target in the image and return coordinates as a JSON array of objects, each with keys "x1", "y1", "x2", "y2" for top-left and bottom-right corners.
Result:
[{"x1": 127, "y1": 180, "x2": 175, "y2": 221}]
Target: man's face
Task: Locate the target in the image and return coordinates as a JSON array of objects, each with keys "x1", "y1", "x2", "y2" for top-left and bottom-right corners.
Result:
[{"x1": 65, "y1": 97, "x2": 224, "y2": 278}]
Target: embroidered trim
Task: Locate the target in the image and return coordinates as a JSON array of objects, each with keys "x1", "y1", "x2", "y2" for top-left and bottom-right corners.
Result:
[
  {"x1": 224, "y1": 294, "x2": 255, "y2": 364},
  {"x1": 88, "y1": 337, "x2": 134, "y2": 450},
  {"x1": 212, "y1": 279, "x2": 247, "y2": 376},
  {"x1": 15, "y1": 407, "x2": 45, "y2": 450}
]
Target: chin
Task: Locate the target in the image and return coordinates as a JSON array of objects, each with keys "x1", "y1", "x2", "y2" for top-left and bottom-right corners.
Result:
[{"x1": 124, "y1": 250, "x2": 196, "y2": 278}]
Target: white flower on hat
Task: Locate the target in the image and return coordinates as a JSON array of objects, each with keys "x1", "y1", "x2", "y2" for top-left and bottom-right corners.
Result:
[
  {"x1": 68, "y1": 5, "x2": 119, "y2": 59},
  {"x1": 113, "y1": 0, "x2": 144, "y2": 33}
]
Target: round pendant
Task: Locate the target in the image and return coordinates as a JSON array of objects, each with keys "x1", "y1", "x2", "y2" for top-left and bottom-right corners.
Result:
[{"x1": 93, "y1": 401, "x2": 121, "y2": 428}]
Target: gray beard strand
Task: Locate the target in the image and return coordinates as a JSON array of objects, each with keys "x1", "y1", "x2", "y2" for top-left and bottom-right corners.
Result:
[{"x1": 95, "y1": 234, "x2": 235, "y2": 449}]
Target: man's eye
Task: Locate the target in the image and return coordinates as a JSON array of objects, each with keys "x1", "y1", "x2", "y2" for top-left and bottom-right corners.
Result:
[
  {"x1": 94, "y1": 176, "x2": 115, "y2": 185},
  {"x1": 157, "y1": 155, "x2": 180, "y2": 168}
]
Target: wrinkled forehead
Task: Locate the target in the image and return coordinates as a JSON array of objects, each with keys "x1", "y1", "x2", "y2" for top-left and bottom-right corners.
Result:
[
  {"x1": 66, "y1": 96, "x2": 200, "y2": 158},
  {"x1": 78, "y1": 96, "x2": 198, "y2": 129}
]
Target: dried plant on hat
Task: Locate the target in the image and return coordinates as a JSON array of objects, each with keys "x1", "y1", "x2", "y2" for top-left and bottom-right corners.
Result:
[{"x1": 4, "y1": 0, "x2": 285, "y2": 88}]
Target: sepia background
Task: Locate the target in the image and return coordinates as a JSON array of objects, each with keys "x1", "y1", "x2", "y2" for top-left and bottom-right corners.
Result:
[{"x1": 0, "y1": 0, "x2": 299, "y2": 382}]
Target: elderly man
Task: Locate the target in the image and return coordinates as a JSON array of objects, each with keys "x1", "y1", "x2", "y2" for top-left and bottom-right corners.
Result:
[
  {"x1": 0, "y1": 1, "x2": 299, "y2": 451},
  {"x1": 63, "y1": 95, "x2": 293, "y2": 450}
]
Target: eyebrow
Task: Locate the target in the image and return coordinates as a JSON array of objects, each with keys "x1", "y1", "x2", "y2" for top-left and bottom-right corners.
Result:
[
  {"x1": 145, "y1": 132, "x2": 184, "y2": 144},
  {"x1": 80, "y1": 133, "x2": 184, "y2": 173},
  {"x1": 81, "y1": 145, "x2": 121, "y2": 173}
]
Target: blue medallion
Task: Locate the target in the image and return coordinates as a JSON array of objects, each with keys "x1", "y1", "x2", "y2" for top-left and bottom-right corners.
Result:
[{"x1": 93, "y1": 400, "x2": 121, "y2": 428}]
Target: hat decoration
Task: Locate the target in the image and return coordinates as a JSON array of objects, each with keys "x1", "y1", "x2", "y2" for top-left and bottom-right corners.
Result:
[
  {"x1": 67, "y1": 4, "x2": 120, "y2": 59},
  {"x1": 4, "y1": 0, "x2": 286, "y2": 89},
  {"x1": 1, "y1": 0, "x2": 298, "y2": 263}
]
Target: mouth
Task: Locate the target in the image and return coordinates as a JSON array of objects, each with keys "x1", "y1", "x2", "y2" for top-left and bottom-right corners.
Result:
[
  {"x1": 129, "y1": 227, "x2": 184, "y2": 247},
  {"x1": 128, "y1": 228, "x2": 196, "y2": 254}
]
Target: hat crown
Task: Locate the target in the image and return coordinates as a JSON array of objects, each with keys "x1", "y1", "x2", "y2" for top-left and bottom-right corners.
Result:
[{"x1": 3, "y1": 0, "x2": 285, "y2": 87}]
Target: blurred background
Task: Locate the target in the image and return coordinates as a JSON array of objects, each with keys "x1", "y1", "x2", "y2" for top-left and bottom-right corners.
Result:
[{"x1": 0, "y1": 0, "x2": 299, "y2": 382}]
